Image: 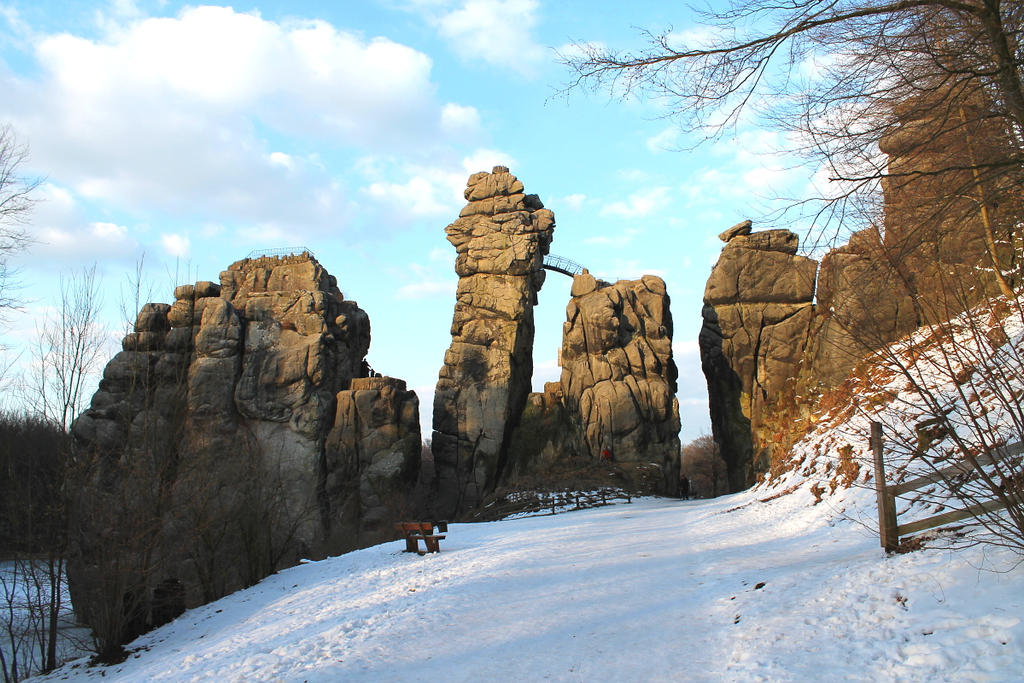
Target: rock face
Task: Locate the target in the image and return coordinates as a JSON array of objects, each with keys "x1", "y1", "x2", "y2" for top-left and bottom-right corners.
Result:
[
  {"x1": 878, "y1": 91, "x2": 1021, "y2": 320},
  {"x1": 432, "y1": 168, "x2": 683, "y2": 513},
  {"x1": 701, "y1": 89, "x2": 1023, "y2": 490},
  {"x1": 68, "y1": 253, "x2": 420, "y2": 639},
  {"x1": 504, "y1": 381, "x2": 582, "y2": 481},
  {"x1": 325, "y1": 377, "x2": 421, "y2": 538},
  {"x1": 559, "y1": 273, "x2": 680, "y2": 492},
  {"x1": 431, "y1": 166, "x2": 555, "y2": 515},
  {"x1": 700, "y1": 229, "x2": 817, "y2": 491}
]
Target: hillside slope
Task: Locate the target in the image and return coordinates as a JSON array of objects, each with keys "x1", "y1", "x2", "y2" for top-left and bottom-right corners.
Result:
[
  {"x1": 35, "y1": 297, "x2": 1024, "y2": 682},
  {"x1": 34, "y1": 489, "x2": 1023, "y2": 682}
]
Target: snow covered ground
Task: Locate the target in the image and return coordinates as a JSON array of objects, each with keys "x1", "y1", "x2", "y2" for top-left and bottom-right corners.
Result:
[
  {"x1": 32, "y1": 486, "x2": 1023, "y2": 682},
  {"x1": 28, "y1": 298, "x2": 1024, "y2": 682}
]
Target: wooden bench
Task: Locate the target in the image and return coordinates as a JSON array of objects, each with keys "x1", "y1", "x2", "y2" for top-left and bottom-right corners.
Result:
[{"x1": 395, "y1": 521, "x2": 447, "y2": 555}]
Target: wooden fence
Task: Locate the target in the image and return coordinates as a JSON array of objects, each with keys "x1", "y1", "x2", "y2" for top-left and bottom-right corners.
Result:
[
  {"x1": 871, "y1": 421, "x2": 1023, "y2": 551},
  {"x1": 470, "y1": 487, "x2": 631, "y2": 521}
]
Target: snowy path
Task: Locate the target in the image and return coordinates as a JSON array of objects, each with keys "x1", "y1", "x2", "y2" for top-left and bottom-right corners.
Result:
[{"x1": 38, "y1": 490, "x2": 1024, "y2": 682}]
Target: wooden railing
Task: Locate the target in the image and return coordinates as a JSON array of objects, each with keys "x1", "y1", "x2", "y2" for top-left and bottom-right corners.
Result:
[
  {"x1": 470, "y1": 487, "x2": 631, "y2": 521},
  {"x1": 871, "y1": 420, "x2": 1023, "y2": 551}
]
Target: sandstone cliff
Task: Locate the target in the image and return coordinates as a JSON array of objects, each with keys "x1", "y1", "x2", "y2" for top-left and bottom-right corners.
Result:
[
  {"x1": 431, "y1": 166, "x2": 554, "y2": 515},
  {"x1": 559, "y1": 272, "x2": 680, "y2": 492},
  {"x1": 68, "y1": 253, "x2": 420, "y2": 636},
  {"x1": 700, "y1": 222, "x2": 817, "y2": 490},
  {"x1": 431, "y1": 167, "x2": 685, "y2": 512},
  {"x1": 701, "y1": 89, "x2": 1023, "y2": 491}
]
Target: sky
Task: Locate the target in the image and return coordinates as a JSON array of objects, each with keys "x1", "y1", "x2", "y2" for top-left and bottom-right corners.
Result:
[{"x1": 0, "y1": 0, "x2": 821, "y2": 443}]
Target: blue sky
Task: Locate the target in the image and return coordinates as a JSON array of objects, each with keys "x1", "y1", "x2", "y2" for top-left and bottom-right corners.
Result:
[{"x1": 0, "y1": 0, "x2": 820, "y2": 443}]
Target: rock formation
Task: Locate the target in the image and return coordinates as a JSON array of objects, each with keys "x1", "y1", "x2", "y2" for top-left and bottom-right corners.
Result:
[
  {"x1": 68, "y1": 253, "x2": 420, "y2": 638},
  {"x1": 325, "y1": 376, "x2": 421, "y2": 538},
  {"x1": 700, "y1": 221, "x2": 817, "y2": 490},
  {"x1": 878, "y1": 90, "x2": 1022, "y2": 320},
  {"x1": 559, "y1": 272, "x2": 680, "y2": 492},
  {"x1": 431, "y1": 166, "x2": 555, "y2": 515},
  {"x1": 701, "y1": 89, "x2": 1023, "y2": 491},
  {"x1": 432, "y1": 168, "x2": 683, "y2": 512}
]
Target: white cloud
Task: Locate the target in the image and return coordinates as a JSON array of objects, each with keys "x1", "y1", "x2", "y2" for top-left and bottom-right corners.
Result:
[
  {"x1": 394, "y1": 257, "x2": 457, "y2": 300},
  {"x1": 600, "y1": 187, "x2": 672, "y2": 219},
  {"x1": 617, "y1": 169, "x2": 652, "y2": 183},
  {"x1": 365, "y1": 175, "x2": 453, "y2": 218},
  {"x1": 665, "y1": 26, "x2": 723, "y2": 51},
  {"x1": 395, "y1": 280, "x2": 456, "y2": 300},
  {"x1": 0, "y1": 6, "x2": 472, "y2": 237},
  {"x1": 91, "y1": 221, "x2": 127, "y2": 240},
  {"x1": 421, "y1": 0, "x2": 545, "y2": 75},
  {"x1": 462, "y1": 148, "x2": 517, "y2": 176},
  {"x1": 798, "y1": 50, "x2": 839, "y2": 83},
  {"x1": 557, "y1": 193, "x2": 586, "y2": 211},
  {"x1": 429, "y1": 247, "x2": 454, "y2": 263},
  {"x1": 355, "y1": 146, "x2": 520, "y2": 228},
  {"x1": 200, "y1": 223, "x2": 226, "y2": 238},
  {"x1": 609, "y1": 259, "x2": 666, "y2": 280},
  {"x1": 440, "y1": 103, "x2": 482, "y2": 137},
  {"x1": 31, "y1": 222, "x2": 138, "y2": 263},
  {"x1": 646, "y1": 127, "x2": 680, "y2": 153},
  {"x1": 584, "y1": 227, "x2": 640, "y2": 248},
  {"x1": 743, "y1": 165, "x2": 793, "y2": 191},
  {"x1": 160, "y1": 232, "x2": 190, "y2": 257},
  {"x1": 234, "y1": 223, "x2": 293, "y2": 247},
  {"x1": 33, "y1": 182, "x2": 79, "y2": 222},
  {"x1": 672, "y1": 339, "x2": 700, "y2": 359},
  {"x1": 268, "y1": 152, "x2": 294, "y2": 170},
  {"x1": 357, "y1": 157, "x2": 469, "y2": 221},
  {"x1": 554, "y1": 41, "x2": 604, "y2": 62},
  {"x1": 14, "y1": 184, "x2": 141, "y2": 263}
]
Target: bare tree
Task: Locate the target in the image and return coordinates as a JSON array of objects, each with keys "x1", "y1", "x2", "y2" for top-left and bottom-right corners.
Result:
[
  {"x1": 563, "y1": 2, "x2": 1024, "y2": 547},
  {"x1": 681, "y1": 435, "x2": 728, "y2": 499},
  {"x1": 0, "y1": 267, "x2": 106, "y2": 681},
  {"x1": 33, "y1": 266, "x2": 108, "y2": 432},
  {"x1": 0, "y1": 412, "x2": 67, "y2": 683},
  {"x1": 561, "y1": 2, "x2": 1023, "y2": 251},
  {"x1": 0, "y1": 125, "x2": 40, "y2": 322}
]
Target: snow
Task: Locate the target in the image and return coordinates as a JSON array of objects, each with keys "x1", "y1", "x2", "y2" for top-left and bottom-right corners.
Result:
[
  {"x1": 31, "y1": 488, "x2": 1024, "y2": 682},
  {"x1": 28, "y1": 298, "x2": 1024, "y2": 681},
  {"x1": 2, "y1": 560, "x2": 89, "y2": 679}
]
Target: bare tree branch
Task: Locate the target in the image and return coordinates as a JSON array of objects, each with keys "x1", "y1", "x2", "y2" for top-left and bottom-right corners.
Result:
[{"x1": 0, "y1": 125, "x2": 42, "y2": 321}]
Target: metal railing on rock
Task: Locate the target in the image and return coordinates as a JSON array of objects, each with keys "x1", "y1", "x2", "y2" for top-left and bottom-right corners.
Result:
[
  {"x1": 245, "y1": 246, "x2": 315, "y2": 259},
  {"x1": 543, "y1": 254, "x2": 586, "y2": 277}
]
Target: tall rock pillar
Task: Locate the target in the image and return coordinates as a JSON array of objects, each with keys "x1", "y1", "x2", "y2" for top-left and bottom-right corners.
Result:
[
  {"x1": 432, "y1": 166, "x2": 555, "y2": 515},
  {"x1": 559, "y1": 272, "x2": 681, "y2": 494},
  {"x1": 699, "y1": 222, "x2": 817, "y2": 491}
]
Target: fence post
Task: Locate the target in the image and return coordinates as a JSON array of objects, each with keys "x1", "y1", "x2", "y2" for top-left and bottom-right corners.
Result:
[{"x1": 871, "y1": 421, "x2": 898, "y2": 552}]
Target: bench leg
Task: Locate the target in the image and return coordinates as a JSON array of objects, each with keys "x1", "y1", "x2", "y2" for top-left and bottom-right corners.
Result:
[
  {"x1": 424, "y1": 538, "x2": 441, "y2": 553},
  {"x1": 404, "y1": 537, "x2": 419, "y2": 553}
]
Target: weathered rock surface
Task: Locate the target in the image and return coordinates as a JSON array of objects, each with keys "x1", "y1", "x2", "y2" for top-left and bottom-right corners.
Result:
[
  {"x1": 559, "y1": 274, "x2": 681, "y2": 493},
  {"x1": 700, "y1": 228, "x2": 817, "y2": 490},
  {"x1": 325, "y1": 377, "x2": 421, "y2": 538},
  {"x1": 68, "y1": 253, "x2": 419, "y2": 639},
  {"x1": 701, "y1": 90, "x2": 1024, "y2": 491},
  {"x1": 879, "y1": 91, "x2": 1021, "y2": 322},
  {"x1": 504, "y1": 382, "x2": 583, "y2": 481},
  {"x1": 432, "y1": 166, "x2": 554, "y2": 515},
  {"x1": 431, "y1": 169, "x2": 682, "y2": 510}
]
